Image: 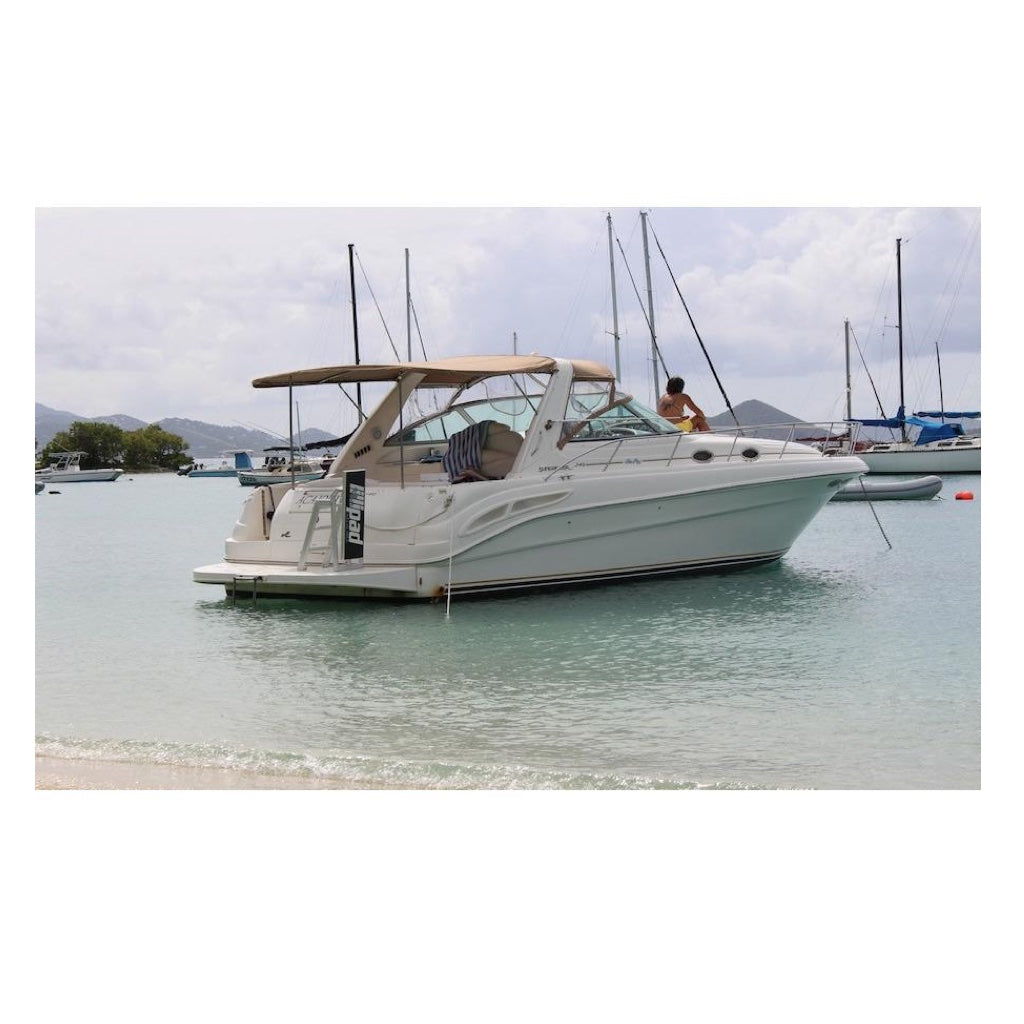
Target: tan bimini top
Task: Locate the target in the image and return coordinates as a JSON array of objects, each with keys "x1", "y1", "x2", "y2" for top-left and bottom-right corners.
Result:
[{"x1": 252, "y1": 355, "x2": 616, "y2": 390}]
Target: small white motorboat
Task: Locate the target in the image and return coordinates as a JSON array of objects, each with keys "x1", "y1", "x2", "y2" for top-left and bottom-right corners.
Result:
[
  {"x1": 35, "y1": 451, "x2": 124, "y2": 483},
  {"x1": 830, "y1": 474, "x2": 942, "y2": 501}
]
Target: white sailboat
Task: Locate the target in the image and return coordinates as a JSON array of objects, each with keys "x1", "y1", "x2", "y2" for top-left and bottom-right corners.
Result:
[{"x1": 849, "y1": 238, "x2": 980, "y2": 474}]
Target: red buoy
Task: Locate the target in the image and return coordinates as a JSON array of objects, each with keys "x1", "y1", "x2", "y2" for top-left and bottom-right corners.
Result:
[{"x1": 955, "y1": 491, "x2": 974, "y2": 500}]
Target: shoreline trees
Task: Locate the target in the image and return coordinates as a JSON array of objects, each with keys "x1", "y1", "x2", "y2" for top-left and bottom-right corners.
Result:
[{"x1": 37, "y1": 421, "x2": 189, "y2": 472}]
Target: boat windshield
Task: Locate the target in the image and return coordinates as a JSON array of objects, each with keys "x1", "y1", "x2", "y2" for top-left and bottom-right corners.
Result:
[
  {"x1": 562, "y1": 385, "x2": 678, "y2": 442},
  {"x1": 384, "y1": 377, "x2": 677, "y2": 446},
  {"x1": 385, "y1": 393, "x2": 542, "y2": 445}
]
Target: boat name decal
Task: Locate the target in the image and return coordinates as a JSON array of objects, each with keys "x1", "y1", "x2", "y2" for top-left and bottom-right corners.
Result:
[{"x1": 344, "y1": 470, "x2": 366, "y2": 560}]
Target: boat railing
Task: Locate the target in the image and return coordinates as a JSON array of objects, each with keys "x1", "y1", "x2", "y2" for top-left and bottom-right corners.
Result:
[{"x1": 541, "y1": 420, "x2": 856, "y2": 480}]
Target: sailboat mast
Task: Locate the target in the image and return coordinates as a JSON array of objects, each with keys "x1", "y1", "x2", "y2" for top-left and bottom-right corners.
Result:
[
  {"x1": 844, "y1": 318, "x2": 852, "y2": 421},
  {"x1": 641, "y1": 211, "x2": 657, "y2": 402},
  {"x1": 607, "y1": 213, "x2": 621, "y2": 382},
  {"x1": 896, "y1": 237, "x2": 906, "y2": 442},
  {"x1": 405, "y1": 248, "x2": 412, "y2": 361},
  {"x1": 348, "y1": 243, "x2": 363, "y2": 418}
]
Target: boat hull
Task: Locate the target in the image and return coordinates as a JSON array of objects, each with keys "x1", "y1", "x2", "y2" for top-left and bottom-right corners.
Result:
[
  {"x1": 237, "y1": 470, "x2": 325, "y2": 486},
  {"x1": 35, "y1": 468, "x2": 124, "y2": 482},
  {"x1": 194, "y1": 463, "x2": 862, "y2": 600},
  {"x1": 857, "y1": 442, "x2": 980, "y2": 474}
]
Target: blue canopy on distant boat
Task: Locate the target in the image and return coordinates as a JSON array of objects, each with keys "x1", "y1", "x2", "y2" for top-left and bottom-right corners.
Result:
[
  {"x1": 847, "y1": 405, "x2": 976, "y2": 445},
  {"x1": 905, "y1": 417, "x2": 964, "y2": 444}
]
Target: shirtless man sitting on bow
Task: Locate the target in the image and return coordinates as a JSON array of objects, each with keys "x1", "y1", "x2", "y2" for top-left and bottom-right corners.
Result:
[{"x1": 657, "y1": 376, "x2": 710, "y2": 431}]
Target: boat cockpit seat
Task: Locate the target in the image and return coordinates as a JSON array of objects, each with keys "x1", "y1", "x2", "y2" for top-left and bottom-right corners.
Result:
[
  {"x1": 478, "y1": 422, "x2": 523, "y2": 479},
  {"x1": 444, "y1": 420, "x2": 523, "y2": 483}
]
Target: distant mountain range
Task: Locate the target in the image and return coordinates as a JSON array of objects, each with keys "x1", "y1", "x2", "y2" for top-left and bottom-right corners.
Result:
[
  {"x1": 35, "y1": 398, "x2": 833, "y2": 457},
  {"x1": 34, "y1": 403, "x2": 339, "y2": 458}
]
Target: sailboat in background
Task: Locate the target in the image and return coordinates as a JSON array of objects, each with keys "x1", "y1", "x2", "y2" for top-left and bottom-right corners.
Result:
[{"x1": 848, "y1": 238, "x2": 980, "y2": 474}]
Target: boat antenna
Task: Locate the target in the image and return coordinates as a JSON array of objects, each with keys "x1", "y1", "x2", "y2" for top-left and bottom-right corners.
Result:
[
  {"x1": 292, "y1": 401, "x2": 302, "y2": 486},
  {"x1": 606, "y1": 213, "x2": 621, "y2": 382},
  {"x1": 287, "y1": 387, "x2": 295, "y2": 482},
  {"x1": 348, "y1": 243, "x2": 363, "y2": 419},
  {"x1": 648, "y1": 217, "x2": 740, "y2": 429}
]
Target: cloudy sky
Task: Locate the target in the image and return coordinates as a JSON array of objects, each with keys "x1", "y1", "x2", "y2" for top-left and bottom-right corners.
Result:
[{"x1": 35, "y1": 205, "x2": 980, "y2": 440}]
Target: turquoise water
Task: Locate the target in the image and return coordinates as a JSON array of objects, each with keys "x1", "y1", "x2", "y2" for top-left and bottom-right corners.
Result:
[{"x1": 34, "y1": 471, "x2": 981, "y2": 788}]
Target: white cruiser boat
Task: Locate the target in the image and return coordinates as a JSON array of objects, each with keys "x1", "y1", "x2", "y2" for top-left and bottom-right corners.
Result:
[
  {"x1": 36, "y1": 451, "x2": 124, "y2": 483},
  {"x1": 194, "y1": 355, "x2": 867, "y2": 601}
]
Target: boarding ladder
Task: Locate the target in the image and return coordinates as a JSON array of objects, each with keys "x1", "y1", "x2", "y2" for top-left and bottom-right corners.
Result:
[{"x1": 297, "y1": 490, "x2": 347, "y2": 571}]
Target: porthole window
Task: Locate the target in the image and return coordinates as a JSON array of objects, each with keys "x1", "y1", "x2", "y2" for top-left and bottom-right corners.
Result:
[
  {"x1": 692, "y1": 450, "x2": 713, "y2": 463},
  {"x1": 741, "y1": 448, "x2": 760, "y2": 460}
]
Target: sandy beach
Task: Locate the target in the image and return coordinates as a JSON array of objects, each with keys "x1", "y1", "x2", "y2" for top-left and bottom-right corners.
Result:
[{"x1": 35, "y1": 756, "x2": 392, "y2": 790}]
